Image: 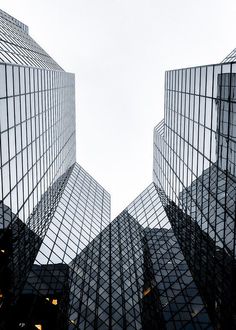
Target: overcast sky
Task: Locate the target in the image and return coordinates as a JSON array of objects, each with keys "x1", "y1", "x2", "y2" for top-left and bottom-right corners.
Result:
[{"x1": 2, "y1": 0, "x2": 236, "y2": 218}]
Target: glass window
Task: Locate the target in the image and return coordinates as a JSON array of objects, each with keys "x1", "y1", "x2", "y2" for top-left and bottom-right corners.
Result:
[
  {"x1": 0, "y1": 99, "x2": 7, "y2": 132},
  {"x1": 20, "y1": 67, "x2": 25, "y2": 94},
  {"x1": 0, "y1": 64, "x2": 6, "y2": 98},
  {"x1": 6, "y1": 65, "x2": 13, "y2": 97},
  {"x1": 14, "y1": 96, "x2": 21, "y2": 125},
  {"x1": 13, "y1": 66, "x2": 20, "y2": 95},
  {"x1": 1, "y1": 131, "x2": 9, "y2": 164},
  {"x1": 9, "y1": 127, "x2": 16, "y2": 159},
  {"x1": 7, "y1": 97, "x2": 14, "y2": 128}
]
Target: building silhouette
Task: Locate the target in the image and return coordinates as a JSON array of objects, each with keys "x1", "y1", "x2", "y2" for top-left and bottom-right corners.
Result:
[{"x1": 0, "y1": 8, "x2": 236, "y2": 330}]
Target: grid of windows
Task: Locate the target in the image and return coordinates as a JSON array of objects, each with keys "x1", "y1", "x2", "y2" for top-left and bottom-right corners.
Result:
[
  {"x1": 0, "y1": 62, "x2": 76, "y2": 223},
  {"x1": 64, "y1": 184, "x2": 212, "y2": 330},
  {"x1": 10, "y1": 163, "x2": 111, "y2": 329},
  {"x1": 0, "y1": 9, "x2": 28, "y2": 34},
  {"x1": 0, "y1": 9, "x2": 62, "y2": 70},
  {"x1": 35, "y1": 163, "x2": 110, "y2": 265},
  {"x1": 0, "y1": 165, "x2": 73, "y2": 304},
  {"x1": 222, "y1": 48, "x2": 236, "y2": 63},
  {"x1": 0, "y1": 9, "x2": 111, "y2": 329},
  {"x1": 153, "y1": 60, "x2": 236, "y2": 327}
]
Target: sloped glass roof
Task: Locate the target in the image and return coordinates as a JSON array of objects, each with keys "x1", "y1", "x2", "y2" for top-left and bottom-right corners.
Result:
[
  {"x1": 222, "y1": 48, "x2": 236, "y2": 63},
  {"x1": 0, "y1": 9, "x2": 62, "y2": 70}
]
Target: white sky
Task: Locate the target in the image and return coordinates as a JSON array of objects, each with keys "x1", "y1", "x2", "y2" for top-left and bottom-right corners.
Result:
[{"x1": 2, "y1": 0, "x2": 236, "y2": 218}]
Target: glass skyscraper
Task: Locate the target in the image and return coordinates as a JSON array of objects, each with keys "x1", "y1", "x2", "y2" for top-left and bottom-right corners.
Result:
[
  {"x1": 0, "y1": 9, "x2": 110, "y2": 329},
  {"x1": 0, "y1": 8, "x2": 236, "y2": 330},
  {"x1": 153, "y1": 55, "x2": 236, "y2": 329}
]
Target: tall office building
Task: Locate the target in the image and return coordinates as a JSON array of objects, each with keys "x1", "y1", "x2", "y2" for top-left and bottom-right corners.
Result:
[
  {"x1": 0, "y1": 9, "x2": 110, "y2": 329},
  {"x1": 0, "y1": 8, "x2": 236, "y2": 330},
  {"x1": 153, "y1": 56, "x2": 236, "y2": 328}
]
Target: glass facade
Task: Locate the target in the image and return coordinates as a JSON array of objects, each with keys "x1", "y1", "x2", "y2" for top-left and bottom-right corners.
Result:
[
  {"x1": 0, "y1": 9, "x2": 62, "y2": 69},
  {"x1": 0, "y1": 9, "x2": 111, "y2": 329},
  {"x1": 153, "y1": 61, "x2": 236, "y2": 328},
  {"x1": 1, "y1": 8, "x2": 235, "y2": 330},
  {"x1": 64, "y1": 183, "x2": 212, "y2": 330},
  {"x1": 222, "y1": 48, "x2": 236, "y2": 63}
]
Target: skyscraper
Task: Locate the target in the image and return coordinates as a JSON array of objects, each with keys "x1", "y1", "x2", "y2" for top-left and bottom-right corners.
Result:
[
  {"x1": 0, "y1": 8, "x2": 236, "y2": 330},
  {"x1": 153, "y1": 56, "x2": 236, "y2": 328},
  {"x1": 0, "y1": 9, "x2": 110, "y2": 329}
]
